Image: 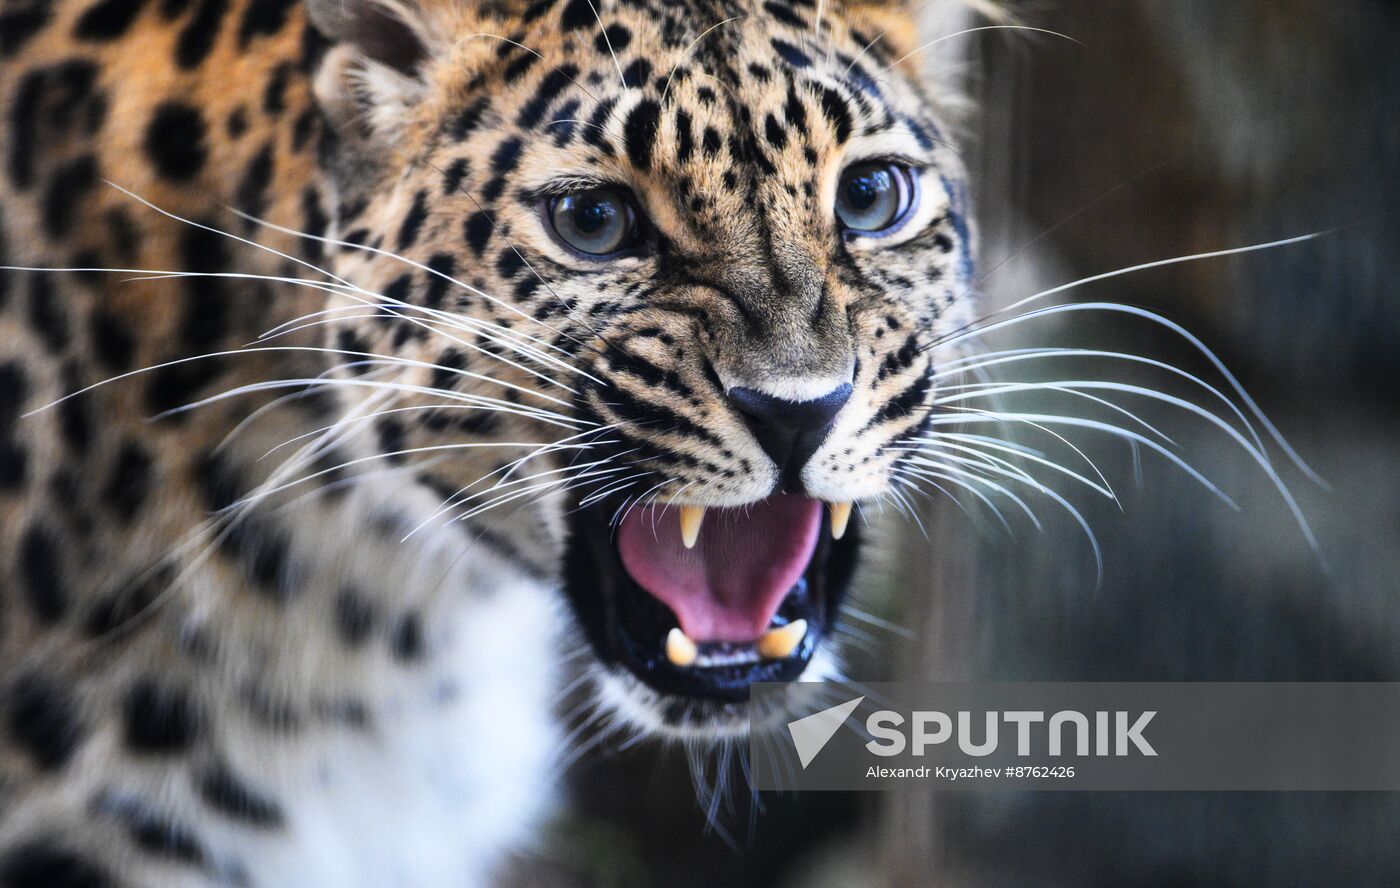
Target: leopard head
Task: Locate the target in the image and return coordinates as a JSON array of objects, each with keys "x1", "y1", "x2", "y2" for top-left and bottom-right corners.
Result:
[{"x1": 306, "y1": 0, "x2": 976, "y2": 736}]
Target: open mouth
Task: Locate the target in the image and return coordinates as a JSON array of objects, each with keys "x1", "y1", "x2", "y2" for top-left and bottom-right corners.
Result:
[{"x1": 563, "y1": 494, "x2": 862, "y2": 701}]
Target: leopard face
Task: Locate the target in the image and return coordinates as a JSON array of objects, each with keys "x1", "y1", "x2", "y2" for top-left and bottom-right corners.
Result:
[{"x1": 308, "y1": 0, "x2": 975, "y2": 734}]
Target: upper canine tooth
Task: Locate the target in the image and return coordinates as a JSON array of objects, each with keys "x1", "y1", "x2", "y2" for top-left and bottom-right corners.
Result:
[
  {"x1": 757, "y1": 619, "x2": 808, "y2": 660},
  {"x1": 679, "y1": 505, "x2": 705, "y2": 549},
  {"x1": 829, "y1": 502, "x2": 852, "y2": 540},
  {"x1": 665, "y1": 628, "x2": 698, "y2": 667}
]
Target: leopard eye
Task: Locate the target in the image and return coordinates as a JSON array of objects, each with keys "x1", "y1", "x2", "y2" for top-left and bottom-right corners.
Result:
[
  {"x1": 546, "y1": 188, "x2": 641, "y2": 257},
  {"x1": 835, "y1": 161, "x2": 918, "y2": 236}
]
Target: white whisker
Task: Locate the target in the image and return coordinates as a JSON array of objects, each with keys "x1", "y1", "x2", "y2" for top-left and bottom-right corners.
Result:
[
  {"x1": 932, "y1": 404, "x2": 1117, "y2": 498},
  {"x1": 582, "y1": 0, "x2": 628, "y2": 90},
  {"x1": 924, "y1": 231, "x2": 1327, "y2": 485},
  {"x1": 234, "y1": 209, "x2": 605, "y2": 370},
  {"x1": 909, "y1": 434, "x2": 1113, "y2": 500},
  {"x1": 933, "y1": 346, "x2": 1268, "y2": 456},
  {"x1": 937, "y1": 381, "x2": 1178, "y2": 446},
  {"x1": 875, "y1": 25, "x2": 1083, "y2": 76},
  {"x1": 923, "y1": 410, "x2": 1236, "y2": 509},
  {"x1": 261, "y1": 307, "x2": 582, "y2": 394},
  {"x1": 660, "y1": 16, "x2": 744, "y2": 105},
  {"x1": 897, "y1": 462, "x2": 1022, "y2": 533},
  {"x1": 420, "y1": 458, "x2": 622, "y2": 534}
]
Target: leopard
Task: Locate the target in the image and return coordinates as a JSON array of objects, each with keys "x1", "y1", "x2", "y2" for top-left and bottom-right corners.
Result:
[{"x1": 0, "y1": 0, "x2": 981, "y2": 882}]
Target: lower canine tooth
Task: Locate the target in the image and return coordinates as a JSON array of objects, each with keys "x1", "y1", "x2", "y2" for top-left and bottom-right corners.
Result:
[
  {"x1": 829, "y1": 503, "x2": 852, "y2": 540},
  {"x1": 665, "y1": 628, "x2": 698, "y2": 667},
  {"x1": 679, "y1": 505, "x2": 705, "y2": 549},
  {"x1": 757, "y1": 619, "x2": 808, "y2": 660}
]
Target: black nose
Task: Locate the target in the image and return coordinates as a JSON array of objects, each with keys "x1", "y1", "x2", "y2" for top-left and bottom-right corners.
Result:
[{"x1": 727, "y1": 383, "x2": 852, "y2": 492}]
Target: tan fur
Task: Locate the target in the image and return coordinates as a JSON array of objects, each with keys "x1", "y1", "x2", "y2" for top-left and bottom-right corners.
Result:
[{"x1": 0, "y1": 0, "x2": 978, "y2": 881}]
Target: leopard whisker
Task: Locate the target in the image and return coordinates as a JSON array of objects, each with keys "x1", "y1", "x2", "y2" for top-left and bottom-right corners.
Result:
[
  {"x1": 890, "y1": 458, "x2": 975, "y2": 523},
  {"x1": 938, "y1": 381, "x2": 1179, "y2": 447},
  {"x1": 164, "y1": 364, "x2": 586, "y2": 428},
  {"x1": 64, "y1": 263, "x2": 578, "y2": 385},
  {"x1": 447, "y1": 465, "x2": 629, "y2": 525},
  {"x1": 922, "y1": 408, "x2": 1236, "y2": 507},
  {"x1": 920, "y1": 231, "x2": 1327, "y2": 485},
  {"x1": 929, "y1": 380, "x2": 1320, "y2": 555},
  {"x1": 905, "y1": 434, "x2": 1114, "y2": 500},
  {"x1": 659, "y1": 16, "x2": 745, "y2": 106},
  {"x1": 261, "y1": 306, "x2": 583, "y2": 391},
  {"x1": 456, "y1": 456, "x2": 623, "y2": 508},
  {"x1": 935, "y1": 431, "x2": 1047, "y2": 459},
  {"x1": 553, "y1": 697, "x2": 632, "y2": 781},
  {"x1": 229, "y1": 440, "x2": 601, "y2": 512},
  {"x1": 8, "y1": 237, "x2": 587, "y2": 430},
  {"x1": 416, "y1": 456, "x2": 623, "y2": 536},
  {"x1": 874, "y1": 25, "x2": 1084, "y2": 78},
  {"x1": 900, "y1": 446, "x2": 1076, "y2": 503},
  {"x1": 933, "y1": 346, "x2": 1269, "y2": 456},
  {"x1": 905, "y1": 458, "x2": 1106, "y2": 581},
  {"x1": 62, "y1": 262, "x2": 585, "y2": 397},
  {"x1": 580, "y1": 0, "x2": 628, "y2": 90},
  {"x1": 236, "y1": 209, "x2": 605, "y2": 368},
  {"x1": 928, "y1": 232, "x2": 1323, "y2": 356},
  {"x1": 842, "y1": 27, "x2": 889, "y2": 77},
  {"x1": 267, "y1": 310, "x2": 579, "y2": 394},
  {"x1": 447, "y1": 475, "x2": 605, "y2": 524},
  {"x1": 645, "y1": 479, "x2": 696, "y2": 537},
  {"x1": 105, "y1": 179, "x2": 362, "y2": 294},
  {"x1": 4, "y1": 264, "x2": 346, "y2": 296},
  {"x1": 215, "y1": 379, "x2": 347, "y2": 457},
  {"x1": 542, "y1": 118, "x2": 622, "y2": 140},
  {"x1": 613, "y1": 476, "x2": 679, "y2": 529},
  {"x1": 576, "y1": 473, "x2": 650, "y2": 509},
  {"x1": 831, "y1": 621, "x2": 882, "y2": 654},
  {"x1": 840, "y1": 604, "x2": 916, "y2": 641},
  {"x1": 929, "y1": 404, "x2": 1117, "y2": 498},
  {"x1": 263, "y1": 454, "x2": 448, "y2": 519},
  {"x1": 464, "y1": 438, "x2": 636, "y2": 513},
  {"x1": 836, "y1": 0, "x2": 1013, "y2": 78},
  {"x1": 260, "y1": 406, "x2": 599, "y2": 463},
  {"x1": 125, "y1": 387, "x2": 403, "y2": 636},
  {"x1": 509, "y1": 466, "x2": 644, "y2": 519},
  {"x1": 896, "y1": 461, "x2": 1028, "y2": 535},
  {"x1": 885, "y1": 482, "x2": 926, "y2": 534},
  {"x1": 906, "y1": 449, "x2": 1083, "y2": 521},
  {"x1": 421, "y1": 424, "x2": 624, "y2": 501}
]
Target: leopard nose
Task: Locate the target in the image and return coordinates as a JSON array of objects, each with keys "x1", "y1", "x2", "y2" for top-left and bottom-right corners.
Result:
[{"x1": 727, "y1": 383, "x2": 853, "y2": 492}]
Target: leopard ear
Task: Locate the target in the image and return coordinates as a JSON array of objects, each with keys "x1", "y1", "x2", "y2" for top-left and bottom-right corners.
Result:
[
  {"x1": 306, "y1": 0, "x2": 431, "y2": 74},
  {"x1": 307, "y1": 0, "x2": 453, "y2": 142}
]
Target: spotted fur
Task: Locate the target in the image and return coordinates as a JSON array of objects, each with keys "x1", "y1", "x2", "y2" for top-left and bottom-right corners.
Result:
[{"x1": 0, "y1": 0, "x2": 977, "y2": 882}]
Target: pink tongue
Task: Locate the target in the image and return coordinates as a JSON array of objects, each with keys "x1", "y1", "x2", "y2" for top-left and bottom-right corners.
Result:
[{"x1": 617, "y1": 496, "x2": 822, "y2": 643}]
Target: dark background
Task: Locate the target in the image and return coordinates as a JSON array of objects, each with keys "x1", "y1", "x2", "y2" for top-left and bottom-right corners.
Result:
[{"x1": 527, "y1": 2, "x2": 1400, "y2": 885}]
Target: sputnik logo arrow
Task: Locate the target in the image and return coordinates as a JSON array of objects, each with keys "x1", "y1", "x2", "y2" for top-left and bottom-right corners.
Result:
[{"x1": 787, "y1": 696, "x2": 865, "y2": 768}]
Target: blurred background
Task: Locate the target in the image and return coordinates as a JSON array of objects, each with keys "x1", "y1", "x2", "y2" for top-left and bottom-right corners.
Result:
[{"x1": 524, "y1": 2, "x2": 1400, "y2": 885}]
